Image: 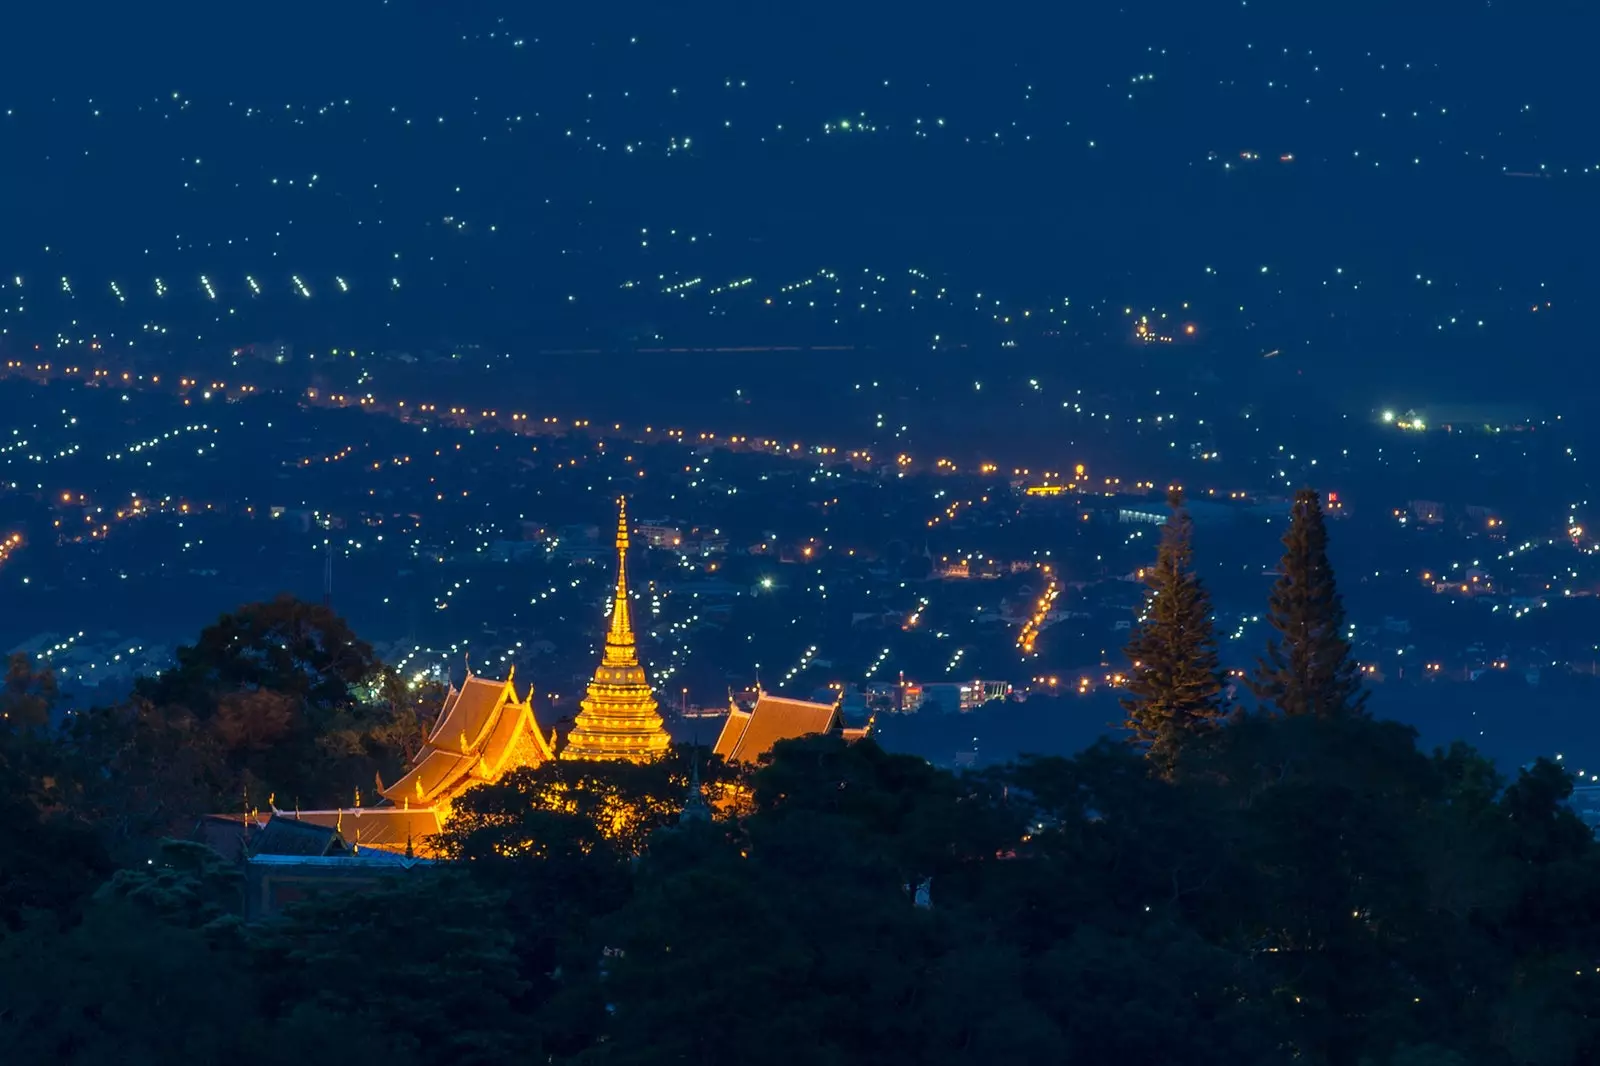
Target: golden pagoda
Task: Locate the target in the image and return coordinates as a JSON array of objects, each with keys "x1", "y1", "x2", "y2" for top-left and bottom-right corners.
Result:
[{"x1": 561, "y1": 497, "x2": 672, "y2": 763}]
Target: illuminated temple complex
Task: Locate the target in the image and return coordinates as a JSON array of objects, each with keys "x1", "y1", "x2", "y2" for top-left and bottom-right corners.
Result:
[
  {"x1": 282, "y1": 671, "x2": 554, "y2": 856},
  {"x1": 229, "y1": 497, "x2": 666, "y2": 863},
  {"x1": 205, "y1": 499, "x2": 850, "y2": 897},
  {"x1": 560, "y1": 497, "x2": 672, "y2": 763}
]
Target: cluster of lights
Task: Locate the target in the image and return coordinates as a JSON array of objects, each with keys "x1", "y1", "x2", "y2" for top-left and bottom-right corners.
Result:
[
  {"x1": 1381, "y1": 410, "x2": 1427, "y2": 431},
  {"x1": 1033, "y1": 672, "x2": 1128, "y2": 696},
  {"x1": 903, "y1": 596, "x2": 929, "y2": 630},
  {"x1": 1017, "y1": 575, "x2": 1059, "y2": 656},
  {"x1": 781, "y1": 645, "x2": 819, "y2": 687}
]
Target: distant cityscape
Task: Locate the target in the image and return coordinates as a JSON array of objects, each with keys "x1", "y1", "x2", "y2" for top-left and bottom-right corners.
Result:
[{"x1": 5, "y1": 342, "x2": 1599, "y2": 775}]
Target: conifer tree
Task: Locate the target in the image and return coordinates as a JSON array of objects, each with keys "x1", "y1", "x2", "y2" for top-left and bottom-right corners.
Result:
[
  {"x1": 1121, "y1": 488, "x2": 1227, "y2": 765},
  {"x1": 1249, "y1": 488, "x2": 1368, "y2": 718}
]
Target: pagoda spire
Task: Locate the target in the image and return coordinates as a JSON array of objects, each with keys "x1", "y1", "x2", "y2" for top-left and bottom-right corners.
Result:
[
  {"x1": 561, "y1": 496, "x2": 672, "y2": 763},
  {"x1": 608, "y1": 496, "x2": 634, "y2": 648},
  {"x1": 680, "y1": 753, "x2": 712, "y2": 824}
]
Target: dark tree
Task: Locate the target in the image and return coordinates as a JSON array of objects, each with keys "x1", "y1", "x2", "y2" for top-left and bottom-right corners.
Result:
[
  {"x1": 2, "y1": 652, "x2": 60, "y2": 732},
  {"x1": 0, "y1": 839, "x2": 418, "y2": 1066},
  {"x1": 592, "y1": 736, "x2": 1032, "y2": 1066},
  {"x1": 136, "y1": 595, "x2": 381, "y2": 715},
  {"x1": 1248, "y1": 488, "x2": 1368, "y2": 718},
  {"x1": 251, "y1": 872, "x2": 532, "y2": 1066},
  {"x1": 58, "y1": 697, "x2": 227, "y2": 858},
  {"x1": 0, "y1": 654, "x2": 110, "y2": 929},
  {"x1": 1120, "y1": 488, "x2": 1228, "y2": 767},
  {"x1": 118, "y1": 597, "x2": 426, "y2": 812},
  {"x1": 0, "y1": 767, "x2": 109, "y2": 931}
]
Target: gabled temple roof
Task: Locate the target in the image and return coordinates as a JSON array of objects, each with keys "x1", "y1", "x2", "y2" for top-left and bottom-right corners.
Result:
[
  {"x1": 287, "y1": 807, "x2": 446, "y2": 857},
  {"x1": 251, "y1": 815, "x2": 350, "y2": 857},
  {"x1": 717, "y1": 692, "x2": 840, "y2": 765},
  {"x1": 712, "y1": 707, "x2": 752, "y2": 761},
  {"x1": 389, "y1": 746, "x2": 483, "y2": 806},
  {"x1": 263, "y1": 669, "x2": 553, "y2": 861},
  {"x1": 192, "y1": 812, "x2": 270, "y2": 861},
  {"x1": 425, "y1": 676, "x2": 514, "y2": 754},
  {"x1": 476, "y1": 691, "x2": 551, "y2": 781},
  {"x1": 381, "y1": 672, "x2": 553, "y2": 807}
]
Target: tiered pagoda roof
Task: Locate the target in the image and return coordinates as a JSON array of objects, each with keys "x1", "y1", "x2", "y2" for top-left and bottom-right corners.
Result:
[
  {"x1": 561, "y1": 498, "x2": 672, "y2": 763},
  {"x1": 382, "y1": 672, "x2": 553, "y2": 807},
  {"x1": 282, "y1": 670, "x2": 553, "y2": 857}
]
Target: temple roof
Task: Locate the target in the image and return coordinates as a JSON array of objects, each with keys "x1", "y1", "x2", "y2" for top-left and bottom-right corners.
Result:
[
  {"x1": 381, "y1": 673, "x2": 553, "y2": 807},
  {"x1": 426, "y1": 676, "x2": 514, "y2": 754},
  {"x1": 716, "y1": 692, "x2": 840, "y2": 765},
  {"x1": 287, "y1": 807, "x2": 446, "y2": 857},
  {"x1": 712, "y1": 707, "x2": 752, "y2": 761},
  {"x1": 251, "y1": 816, "x2": 350, "y2": 857},
  {"x1": 211, "y1": 667, "x2": 554, "y2": 863},
  {"x1": 192, "y1": 812, "x2": 270, "y2": 861}
]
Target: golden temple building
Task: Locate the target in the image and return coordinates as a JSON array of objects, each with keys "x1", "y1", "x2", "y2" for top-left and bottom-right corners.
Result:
[
  {"x1": 561, "y1": 497, "x2": 672, "y2": 763},
  {"x1": 278, "y1": 670, "x2": 554, "y2": 857},
  {"x1": 207, "y1": 500, "x2": 672, "y2": 866},
  {"x1": 713, "y1": 689, "x2": 851, "y2": 765}
]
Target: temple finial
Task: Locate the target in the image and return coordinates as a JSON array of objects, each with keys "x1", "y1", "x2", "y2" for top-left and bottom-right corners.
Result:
[
  {"x1": 680, "y1": 749, "x2": 711, "y2": 824},
  {"x1": 608, "y1": 496, "x2": 634, "y2": 645}
]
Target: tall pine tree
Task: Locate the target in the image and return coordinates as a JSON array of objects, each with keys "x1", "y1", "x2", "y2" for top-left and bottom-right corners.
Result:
[
  {"x1": 1121, "y1": 488, "x2": 1227, "y2": 766},
  {"x1": 1248, "y1": 488, "x2": 1368, "y2": 718}
]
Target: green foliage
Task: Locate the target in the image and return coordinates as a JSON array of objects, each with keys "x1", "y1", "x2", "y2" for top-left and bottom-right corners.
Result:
[
  {"x1": 250, "y1": 872, "x2": 531, "y2": 1065},
  {"x1": 0, "y1": 773, "x2": 109, "y2": 932},
  {"x1": 58, "y1": 696, "x2": 227, "y2": 857},
  {"x1": 94, "y1": 838, "x2": 245, "y2": 931},
  {"x1": 136, "y1": 595, "x2": 380, "y2": 713},
  {"x1": 0, "y1": 655, "x2": 111, "y2": 932},
  {"x1": 13, "y1": 590, "x2": 1600, "y2": 1066},
  {"x1": 590, "y1": 736, "x2": 1028, "y2": 1066},
  {"x1": 1249, "y1": 488, "x2": 1369, "y2": 718},
  {"x1": 56, "y1": 599, "x2": 434, "y2": 846},
  {"x1": 11, "y1": 714, "x2": 1600, "y2": 1065},
  {"x1": 1121, "y1": 488, "x2": 1228, "y2": 768},
  {"x1": 0, "y1": 839, "x2": 418, "y2": 1066},
  {"x1": 440, "y1": 743, "x2": 741, "y2": 860},
  {"x1": 3, "y1": 651, "x2": 59, "y2": 732}
]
